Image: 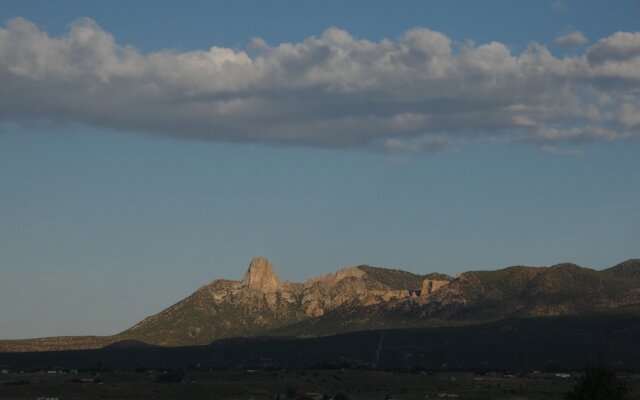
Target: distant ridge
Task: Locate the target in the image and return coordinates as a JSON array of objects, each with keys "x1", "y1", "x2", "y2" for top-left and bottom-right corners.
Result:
[
  {"x1": 1, "y1": 258, "x2": 639, "y2": 352},
  {"x1": 103, "y1": 339, "x2": 158, "y2": 349}
]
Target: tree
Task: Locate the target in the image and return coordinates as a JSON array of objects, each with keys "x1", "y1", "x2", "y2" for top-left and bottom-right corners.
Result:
[{"x1": 565, "y1": 357, "x2": 628, "y2": 400}]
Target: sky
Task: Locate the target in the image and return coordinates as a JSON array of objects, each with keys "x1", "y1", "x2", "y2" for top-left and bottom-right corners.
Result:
[{"x1": 1, "y1": 0, "x2": 639, "y2": 339}]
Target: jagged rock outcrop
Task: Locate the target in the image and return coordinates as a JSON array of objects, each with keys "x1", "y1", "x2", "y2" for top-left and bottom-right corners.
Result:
[
  {"x1": 2, "y1": 258, "x2": 639, "y2": 352},
  {"x1": 335, "y1": 266, "x2": 366, "y2": 281},
  {"x1": 242, "y1": 257, "x2": 280, "y2": 292},
  {"x1": 114, "y1": 259, "x2": 439, "y2": 346},
  {"x1": 420, "y1": 278, "x2": 450, "y2": 296}
]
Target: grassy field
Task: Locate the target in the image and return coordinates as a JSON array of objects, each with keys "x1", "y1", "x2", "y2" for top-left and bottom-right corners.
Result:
[{"x1": 1, "y1": 370, "x2": 639, "y2": 400}]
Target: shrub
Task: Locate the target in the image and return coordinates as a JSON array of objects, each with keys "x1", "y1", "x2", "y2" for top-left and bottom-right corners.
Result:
[{"x1": 565, "y1": 357, "x2": 628, "y2": 400}]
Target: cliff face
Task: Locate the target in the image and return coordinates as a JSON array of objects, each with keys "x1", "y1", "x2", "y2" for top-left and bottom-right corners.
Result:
[
  {"x1": 242, "y1": 257, "x2": 280, "y2": 292},
  {"x1": 119, "y1": 260, "x2": 445, "y2": 345},
  {"x1": 421, "y1": 278, "x2": 450, "y2": 296}
]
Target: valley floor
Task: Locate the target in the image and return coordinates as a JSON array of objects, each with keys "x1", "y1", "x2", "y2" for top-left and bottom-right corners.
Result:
[{"x1": 1, "y1": 369, "x2": 639, "y2": 400}]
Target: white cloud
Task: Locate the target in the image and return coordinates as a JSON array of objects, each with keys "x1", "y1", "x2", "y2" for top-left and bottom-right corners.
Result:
[
  {"x1": 540, "y1": 145, "x2": 584, "y2": 156},
  {"x1": 551, "y1": 0, "x2": 569, "y2": 12},
  {"x1": 555, "y1": 31, "x2": 588, "y2": 48},
  {"x1": 382, "y1": 135, "x2": 452, "y2": 154},
  {"x1": 587, "y1": 31, "x2": 640, "y2": 64},
  {"x1": 617, "y1": 102, "x2": 640, "y2": 130},
  {"x1": 0, "y1": 18, "x2": 639, "y2": 153}
]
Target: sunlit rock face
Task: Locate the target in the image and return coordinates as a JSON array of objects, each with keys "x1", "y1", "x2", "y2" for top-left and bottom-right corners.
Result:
[
  {"x1": 421, "y1": 278, "x2": 450, "y2": 296},
  {"x1": 242, "y1": 257, "x2": 281, "y2": 292}
]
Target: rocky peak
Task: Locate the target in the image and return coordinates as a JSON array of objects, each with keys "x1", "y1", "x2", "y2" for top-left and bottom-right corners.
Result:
[
  {"x1": 242, "y1": 257, "x2": 280, "y2": 292},
  {"x1": 335, "y1": 267, "x2": 366, "y2": 281}
]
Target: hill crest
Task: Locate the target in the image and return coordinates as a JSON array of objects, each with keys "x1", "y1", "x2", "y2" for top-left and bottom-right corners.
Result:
[{"x1": 1, "y1": 258, "x2": 639, "y2": 352}]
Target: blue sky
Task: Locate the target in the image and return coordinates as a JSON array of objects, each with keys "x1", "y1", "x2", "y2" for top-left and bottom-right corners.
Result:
[{"x1": 1, "y1": 0, "x2": 639, "y2": 339}]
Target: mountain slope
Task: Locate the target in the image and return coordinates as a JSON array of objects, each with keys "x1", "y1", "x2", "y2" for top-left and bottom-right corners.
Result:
[
  {"x1": 1, "y1": 258, "x2": 639, "y2": 351},
  {"x1": 4, "y1": 308, "x2": 640, "y2": 371},
  {"x1": 117, "y1": 258, "x2": 444, "y2": 346}
]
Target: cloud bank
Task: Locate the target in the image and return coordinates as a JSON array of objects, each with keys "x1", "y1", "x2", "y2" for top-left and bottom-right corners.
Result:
[{"x1": 1, "y1": 18, "x2": 639, "y2": 152}]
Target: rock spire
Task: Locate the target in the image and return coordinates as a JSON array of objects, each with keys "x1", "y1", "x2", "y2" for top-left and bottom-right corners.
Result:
[{"x1": 242, "y1": 257, "x2": 280, "y2": 292}]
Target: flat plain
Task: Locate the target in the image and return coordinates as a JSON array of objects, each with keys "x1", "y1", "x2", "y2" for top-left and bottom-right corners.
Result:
[{"x1": 1, "y1": 370, "x2": 639, "y2": 400}]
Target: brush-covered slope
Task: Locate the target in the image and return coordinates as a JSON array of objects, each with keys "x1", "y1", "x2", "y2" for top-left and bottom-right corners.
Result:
[
  {"x1": 1, "y1": 258, "x2": 639, "y2": 351},
  {"x1": 418, "y1": 260, "x2": 640, "y2": 319},
  {"x1": 264, "y1": 260, "x2": 640, "y2": 337},
  {"x1": 92, "y1": 258, "x2": 640, "y2": 345},
  {"x1": 116, "y1": 258, "x2": 443, "y2": 346}
]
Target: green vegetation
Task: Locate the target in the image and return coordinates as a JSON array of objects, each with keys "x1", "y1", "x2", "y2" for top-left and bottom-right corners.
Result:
[
  {"x1": 464, "y1": 266, "x2": 545, "y2": 297},
  {"x1": 357, "y1": 265, "x2": 425, "y2": 290},
  {"x1": 424, "y1": 272, "x2": 453, "y2": 282},
  {"x1": 602, "y1": 259, "x2": 640, "y2": 284}
]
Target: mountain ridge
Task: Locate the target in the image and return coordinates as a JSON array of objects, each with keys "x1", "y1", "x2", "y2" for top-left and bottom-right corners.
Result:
[{"x1": 1, "y1": 257, "x2": 638, "y2": 352}]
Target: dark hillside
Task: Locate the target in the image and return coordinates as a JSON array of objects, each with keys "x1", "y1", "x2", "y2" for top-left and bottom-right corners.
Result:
[{"x1": 2, "y1": 310, "x2": 640, "y2": 372}]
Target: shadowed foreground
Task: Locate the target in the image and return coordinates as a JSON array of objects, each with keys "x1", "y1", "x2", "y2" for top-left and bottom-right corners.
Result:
[{"x1": 1, "y1": 370, "x2": 639, "y2": 400}]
